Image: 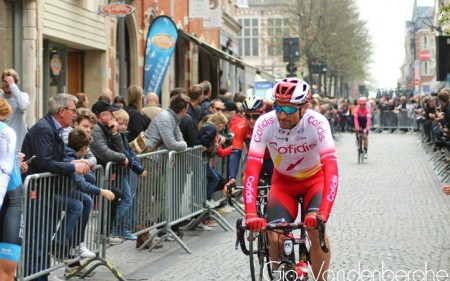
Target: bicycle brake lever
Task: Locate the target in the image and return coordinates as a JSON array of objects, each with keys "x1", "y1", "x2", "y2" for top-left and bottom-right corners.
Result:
[{"x1": 316, "y1": 216, "x2": 329, "y2": 253}]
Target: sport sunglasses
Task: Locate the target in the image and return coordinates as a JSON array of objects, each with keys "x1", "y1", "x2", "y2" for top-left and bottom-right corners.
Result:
[
  {"x1": 273, "y1": 103, "x2": 304, "y2": 115},
  {"x1": 244, "y1": 114, "x2": 260, "y2": 120}
]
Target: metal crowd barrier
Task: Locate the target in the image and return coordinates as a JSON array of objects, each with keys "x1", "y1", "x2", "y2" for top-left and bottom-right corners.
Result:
[
  {"x1": 18, "y1": 165, "x2": 125, "y2": 281},
  {"x1": 164, "y1": 146, "x2": 233, "y2": 254},
  {"x1": 372, "y1": 110, "x2": 415, "y2": 133},
  {"x1": 104, "y1": 150, "x2": 170, "y2": 251}
]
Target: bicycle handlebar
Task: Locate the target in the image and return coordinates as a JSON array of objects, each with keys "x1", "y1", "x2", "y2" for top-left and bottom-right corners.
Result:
[{"x1": 235, "y1": 217, "x2": 329, "y2": 255}]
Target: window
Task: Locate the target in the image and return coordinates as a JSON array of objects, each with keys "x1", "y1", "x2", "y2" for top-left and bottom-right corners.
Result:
[
  {"x1": 267, "y1": 18, "x2": 290, "y2": 56},
  {"x1": 421, "y1": 35, "x2": 429, "y2": 50},
  {"x1": 420, "y1": 61, "x2": 432, "y2": 76},
  {"x1": 238, "y1": 18, "x2": 259, "y2": 56}
]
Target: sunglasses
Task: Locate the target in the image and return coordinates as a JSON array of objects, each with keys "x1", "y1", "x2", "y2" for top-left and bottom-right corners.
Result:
[
  {"x1": 274, "y1": 103, "x2": 303, "y2": 115},
  {"x1": 214, "y1": 107, "x2": 225, "y2": 111},
  {"x1": 245, "y1": 114, "x2": 260, "y2": 120},
  {"x1": 0, "y1": 118, "x2": 9, "y2": 123}
]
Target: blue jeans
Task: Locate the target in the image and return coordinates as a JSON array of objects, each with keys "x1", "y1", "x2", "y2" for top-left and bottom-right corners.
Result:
[
  {"x1": 127, "y1": 172, "x2": 139, "y2": 230},
  {"x1": 115, "y1": 174, "x2": 132, "y2": 234},
  {"x1": 206, "y1": 163, "x2": 220, "y2": 200},
  {"x1": 53, "y1": 191, "x2": 83, "y2": 245}
]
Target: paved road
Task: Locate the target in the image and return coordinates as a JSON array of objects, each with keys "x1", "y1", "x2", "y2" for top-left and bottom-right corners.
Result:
[{"x1": 52, "y1": 132, "x2": 450, "y2": 281}]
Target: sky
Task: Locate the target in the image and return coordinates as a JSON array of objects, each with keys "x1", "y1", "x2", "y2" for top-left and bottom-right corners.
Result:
[{"x1": 355, "y1": 0, "x2": 435, "y2": 89}]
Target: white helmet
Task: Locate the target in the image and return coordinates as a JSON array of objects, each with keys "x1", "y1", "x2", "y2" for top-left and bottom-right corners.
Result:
[{"x1": 273, "y1": 77, "x2": 311, "y2": 105}]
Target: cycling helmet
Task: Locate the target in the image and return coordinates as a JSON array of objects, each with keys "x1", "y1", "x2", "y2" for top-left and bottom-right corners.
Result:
[
  {"x1": 273, "y1": 77, "x2": 311, "y2": 105},
  {"x1": 358, "y1": 97, "x2": 367, "y2": 105},
  {"x1": 242, "y1": 96, "x2": 266, "y2": 113}
]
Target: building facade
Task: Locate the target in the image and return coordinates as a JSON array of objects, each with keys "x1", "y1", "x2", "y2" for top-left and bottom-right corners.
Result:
[{"x1": 0, "y1": 0, "x2": 273, "y2": 125}]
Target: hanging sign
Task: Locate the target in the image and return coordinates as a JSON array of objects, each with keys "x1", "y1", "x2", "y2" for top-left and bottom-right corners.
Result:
[{"x1": 99, "y1": 3, "x2": 135, "y2": 17}]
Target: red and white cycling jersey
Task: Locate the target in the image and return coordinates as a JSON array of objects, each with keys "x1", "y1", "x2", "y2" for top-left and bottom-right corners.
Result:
[{"x1": 244, "y1": 109, "x2": 339, "y2": 218}]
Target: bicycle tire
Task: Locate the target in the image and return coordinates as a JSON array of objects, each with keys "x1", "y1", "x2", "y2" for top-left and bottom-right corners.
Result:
[{"x1": 249, "y1": 231, "x2": 273, "y2": 281}]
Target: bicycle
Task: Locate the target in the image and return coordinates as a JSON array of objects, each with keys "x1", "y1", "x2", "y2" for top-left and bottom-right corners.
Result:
[
  {"x1": 236, "y1": 197, "x2": 328, "y2": 281},
  {"x1": 357, "y1": 129, "x2": 365, "y2": 164}
]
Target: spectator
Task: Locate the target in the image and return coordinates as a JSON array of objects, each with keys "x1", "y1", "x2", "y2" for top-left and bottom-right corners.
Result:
[
  {"x1": 187, "y1": 84, "x2": 204, "y2": 125},
  {"x1": 89, "y1": 100, "x2": 128, "y2": 245},
  {"x1": 197, "y1": 112, "x2": 231, "y2": 209},
  {"x1": 75, "y1": 93, "x2": 89, "y2": 109},
  {"x1": 113, "y1": 96, "x2": 126, "y2": 109},
  {"x1": 145, "y1": 94, "x2": 189, "y2": 152},
  {"x1": 443, "y1": 186, "x2": 450, "y2": 195},
  {"x1": 124, "y1": 85, "x2": 151, "y2": 142},
  {"x1": 142, "y1": 91, "x2": 163, "y2": 121},
  {"x1": 200, "y1": 99, "x2": 225, "y2": 122},
  {"x1": 223, "y1": 101, "x2": 241, "y2": 129},
  {"x1": 0, "y1": 98, "x2": 23, "y2": 281},
  {"x1": 199, "y1": 80, "x2": 212, "y2": 116},
  {"x1": 233, "y1": 91, "x2": 246, "y2": 103},
  {"x1": 64, "y1": 128, "x2": 115, "y2": 257},
  {"x1": 21, "y1": 93, "x2": 90, "y2": 281},
  {"x1": 171, "y1": 88, "x2": 197, "y2": 147},
  {"x1": 61, "y1": 108, "x2": 98, "y2": 168},
  {"x1": 112, "y1": 109, "x2": 148, "y2": 240},
  {"x1": 102, "y1": 88, "x2": 114, "y2": 104},
  {"x1": 1, "y1": 68, "x2": 30, "y2": 152}
]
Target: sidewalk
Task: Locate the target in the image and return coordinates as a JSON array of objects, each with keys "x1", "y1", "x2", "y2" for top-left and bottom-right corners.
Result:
[{"x1": 49, "y1": 210, "x2": 242, "y2": 281}]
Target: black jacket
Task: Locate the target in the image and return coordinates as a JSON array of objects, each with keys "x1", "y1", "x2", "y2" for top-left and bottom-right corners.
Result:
[{"x1": 125, "y1": 104, "x2": 151, "y2": 142}]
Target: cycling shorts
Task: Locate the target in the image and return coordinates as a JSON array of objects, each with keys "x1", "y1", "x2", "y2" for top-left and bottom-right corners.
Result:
[
  {"x1": 267, "y1": 169, "x2": 323, "y2": 224},
  {"x1": 0, "y1": 186, "x2": 23, "y2": 262}
]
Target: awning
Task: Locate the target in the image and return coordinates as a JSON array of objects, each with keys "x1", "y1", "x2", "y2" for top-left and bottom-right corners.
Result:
[{"x1": 178, "y1": 30, "x2": 275, "y2": 82}]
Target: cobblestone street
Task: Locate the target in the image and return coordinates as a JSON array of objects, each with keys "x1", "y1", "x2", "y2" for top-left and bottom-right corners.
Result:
[{"x1": 55, "y1": 132, "x2": 450, "y2": 281}]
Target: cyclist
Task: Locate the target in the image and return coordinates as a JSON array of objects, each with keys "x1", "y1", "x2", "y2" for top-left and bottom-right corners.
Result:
[
  {"x1": 243, "y1": 78, "x2": 338, "y2": 281},
  {"x1": 228, "y1": 96, "x2": 273, "y2": 187},
  {"x1": 0, "y1": 98, "x2": 23, "y2": 280},
  {"x1": 354, "y1": 97, "x2": 371, "y2": 159}
]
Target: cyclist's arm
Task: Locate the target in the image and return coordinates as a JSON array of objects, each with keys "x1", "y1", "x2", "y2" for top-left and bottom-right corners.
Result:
[{"x1": 316, "y1": 117, "x2": 339, "y2": 222}]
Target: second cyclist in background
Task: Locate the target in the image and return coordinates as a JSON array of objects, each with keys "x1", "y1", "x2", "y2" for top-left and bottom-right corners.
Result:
[
  {"x1": 354, "y1": 97, "x2": 371, "y2": 159},
  {"x1": 228, "y1": 96, "x2": 273, "y2": 187}
]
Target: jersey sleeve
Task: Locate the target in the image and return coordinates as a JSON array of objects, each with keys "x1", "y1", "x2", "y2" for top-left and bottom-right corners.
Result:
[
  {"x1": 0, "y1": 126, "x2": 17, "y2": 211},
  {"x1": 365, "y1": 107, "x2": 372, "y2": 129},
  {"x1": 315, "y1": 113, "x2": 339, "y2": 221}
]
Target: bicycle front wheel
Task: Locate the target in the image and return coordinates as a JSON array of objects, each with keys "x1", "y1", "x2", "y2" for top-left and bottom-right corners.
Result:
[{"x1": 249, "y1": 231, "x2": 272, "y2": 281}]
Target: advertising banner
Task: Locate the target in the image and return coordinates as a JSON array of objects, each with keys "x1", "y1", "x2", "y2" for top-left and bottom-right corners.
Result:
[
  {"x1": 143, "y1": 16, "x2": 178, "y2": 98},
  {"x1": 204, "y1": 0, "x2": 222, "y2": 28}
]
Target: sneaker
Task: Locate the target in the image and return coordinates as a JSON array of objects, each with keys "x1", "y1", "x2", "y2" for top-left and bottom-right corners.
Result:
[
  {"x1": 364, "y1": 152, "x2": 368, "y2": 159},
  {"x1": 107, "y1": 236, "x2": 123, "y2": 245},
  {"x1": 204, "y1": 199, "x2": 220, "y2": 208},
  {"x1": 123, "y1": 230, "x2": 137, "y2": 240},
  {"x1": 198, "y1": 223, "x2": 212, "y2": 231},
  {"x1": 203, "y1": 219, "x2": 218, "y2": 227},
  {"x1": 75, "y1": 243, "x2": 96, "y2": 259}
]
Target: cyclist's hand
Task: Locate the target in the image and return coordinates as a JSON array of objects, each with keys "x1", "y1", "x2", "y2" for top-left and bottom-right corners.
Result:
[
  {"x1": 355, "y1": 127, "x2": 360, "y2": 132},
  {"x1": 304, "y1": 215, "x2": 318, "y2": 229},
  {"x1": 246, "y1": 215, "x2": 266, "y2": 231},
  {"x1": 363, "y1": 128, "x2": 367, "y2": 135}
]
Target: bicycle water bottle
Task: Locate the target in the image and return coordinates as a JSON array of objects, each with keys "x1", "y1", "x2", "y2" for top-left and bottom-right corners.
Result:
[{"x1": 295, "y1": 261, "x2": 308, "y2": 280}]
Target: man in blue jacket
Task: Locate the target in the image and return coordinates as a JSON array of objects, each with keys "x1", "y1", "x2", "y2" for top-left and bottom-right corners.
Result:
[{"x1": 21, "y1": 94, "x2": 90, "y2": 281}]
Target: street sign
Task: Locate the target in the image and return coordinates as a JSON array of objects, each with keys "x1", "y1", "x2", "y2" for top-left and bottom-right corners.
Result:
[{"x1": 99, "y1": 3, "x2": 135, "y2": 17}]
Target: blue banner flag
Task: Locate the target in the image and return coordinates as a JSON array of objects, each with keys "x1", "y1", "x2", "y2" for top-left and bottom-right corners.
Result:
[{"x1": 143, "y1": 16, "x2": 178, "y2": 98}]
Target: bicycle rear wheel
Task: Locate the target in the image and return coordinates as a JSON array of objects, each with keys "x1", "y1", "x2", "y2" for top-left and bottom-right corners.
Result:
[
  {"x1": 249, "y1": 231, "x2": 272, "y2": 281},
  {"x1": 358, "y1": 137, "x2": 364, "y2": 164}
]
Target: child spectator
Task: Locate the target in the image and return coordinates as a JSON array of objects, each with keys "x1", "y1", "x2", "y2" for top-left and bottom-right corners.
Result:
[
  {"x1": 112, "y1": 109, "x2": 148, "y2": 240},
  {"x1": 197, "y1": 112, "x2": 232, "y2": 210},
  {"x1": 63, "y1": 128, "x2": 115, "y2": 261}
]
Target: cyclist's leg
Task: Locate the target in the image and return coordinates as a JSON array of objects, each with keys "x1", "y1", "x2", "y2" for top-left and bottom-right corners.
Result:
[
  {"x1": 0, "y1": 187, "x2": 23, "y2": 280},
  {"x1": 266, "y1": 172, "x2": 310, "y2": 269},
  {"x1": 303, "y1": 180, "x2": 331, "y2": 281},
  {"x1": 364, "y1": 130, "x2": 369, "y2": 151}
]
